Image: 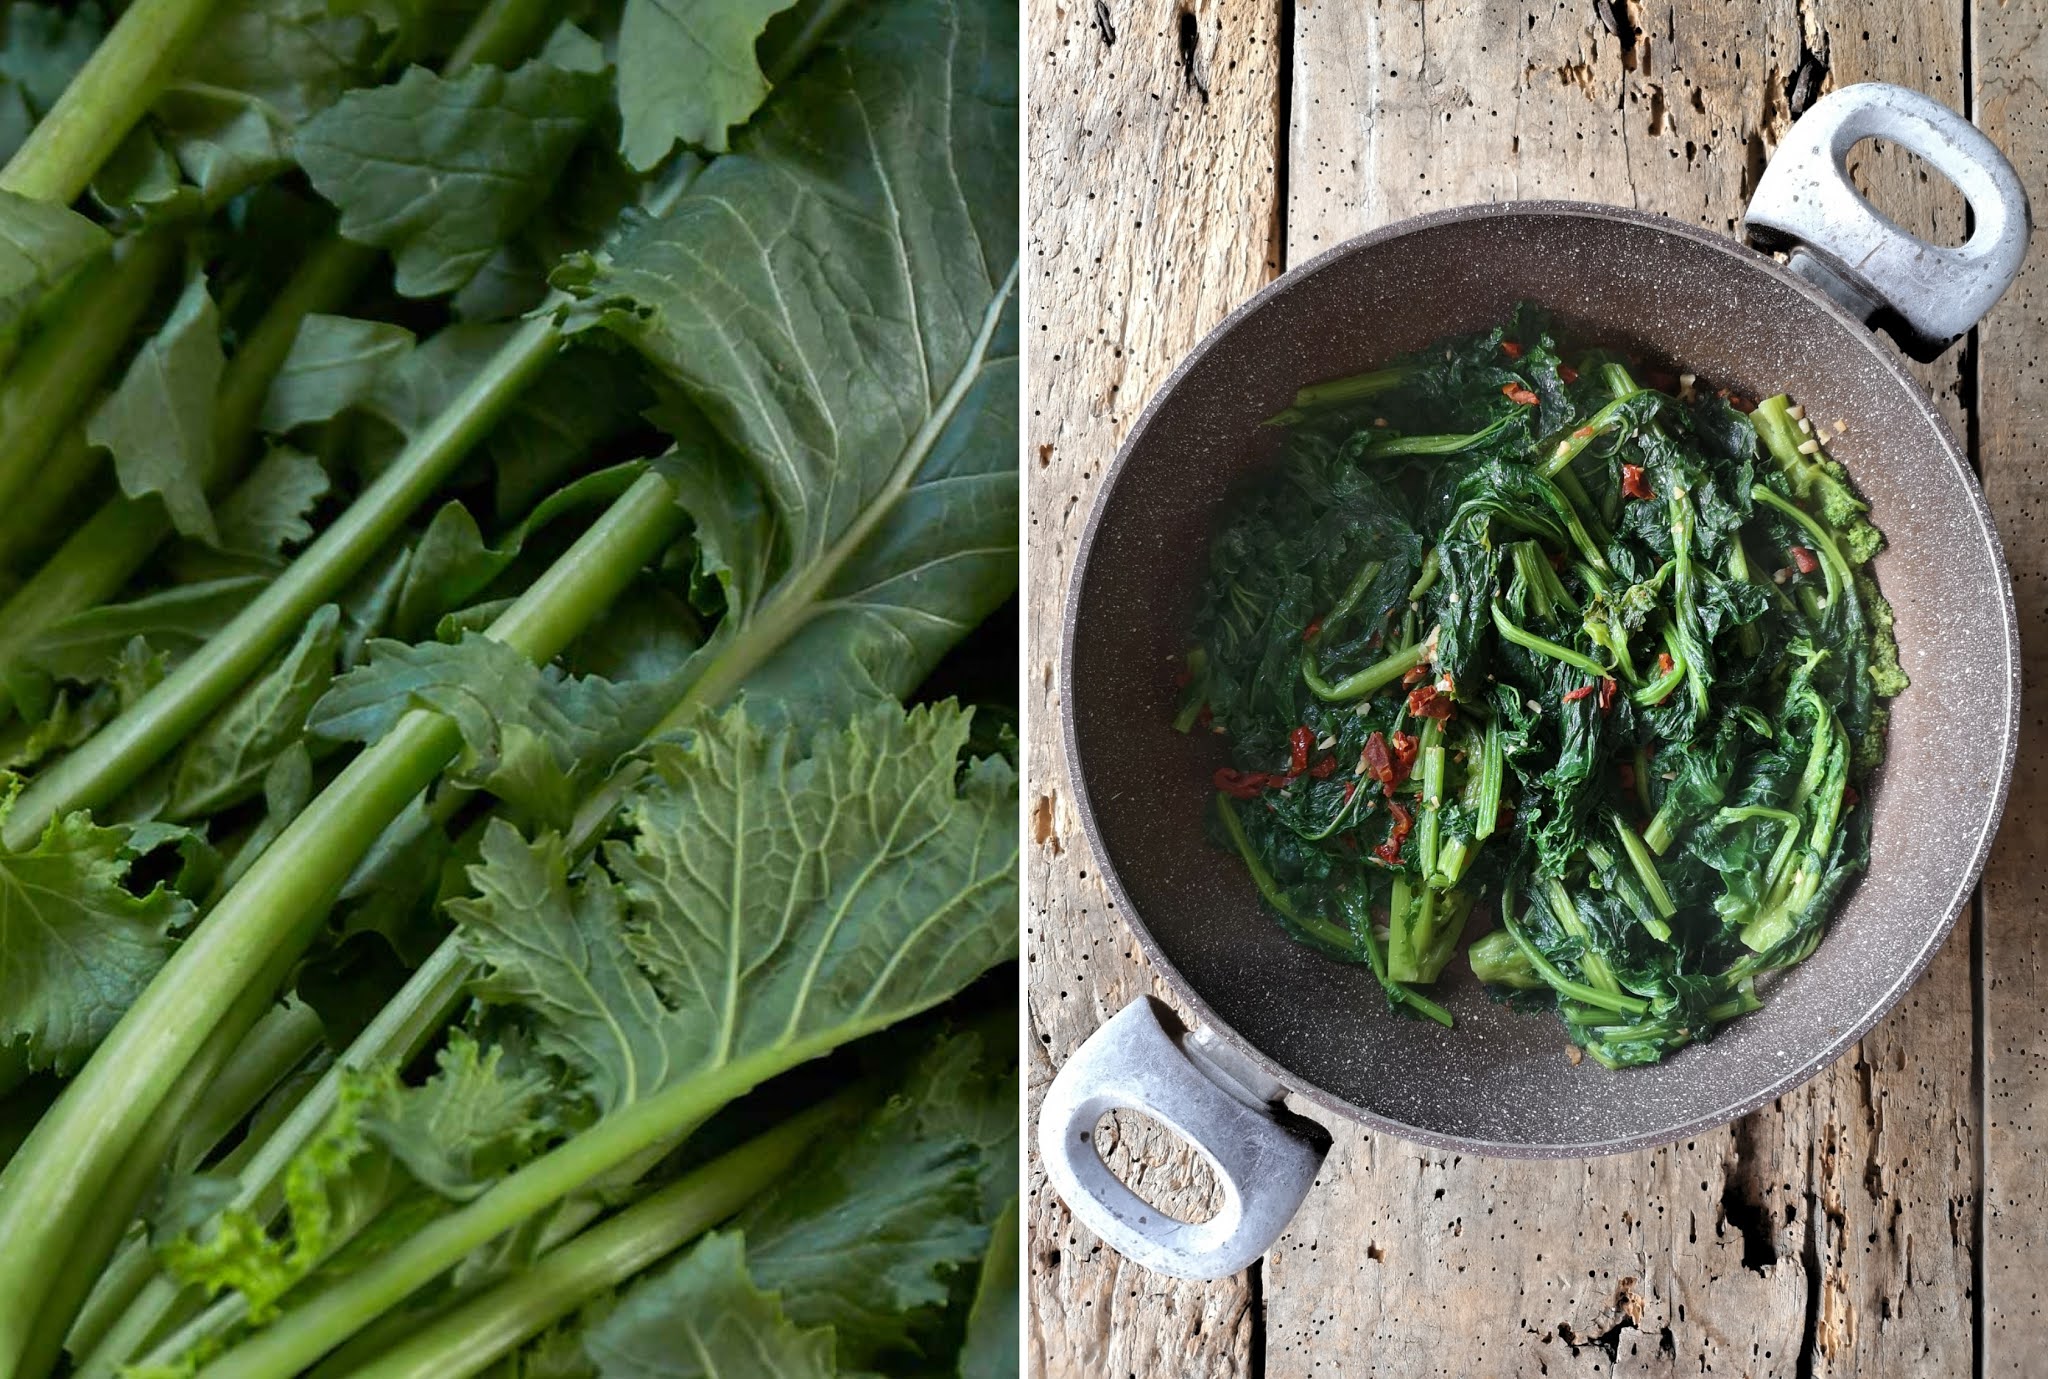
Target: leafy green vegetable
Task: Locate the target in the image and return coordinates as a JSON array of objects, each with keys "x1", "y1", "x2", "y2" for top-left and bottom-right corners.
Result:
[
  {"x1": 0, "y1": 2, "x2": 1019, "y2": 1377},
  {"x1": 1186, "y1": 310, "x2": 1901, "y2": 1067}
]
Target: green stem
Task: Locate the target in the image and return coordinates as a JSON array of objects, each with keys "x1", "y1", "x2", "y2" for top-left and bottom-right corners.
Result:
[
  {"x1": 1353, "y1": 913, "x2": 1454, "y2": 1027},
  {"x1": 4, "y1": 313, "x2": 562, "y2": 848},
  {"x1": 0, "y1": 426, "x2": 105, "y2": 574},
  {"x1": 190, "y1": 1009, "x2": 926, "y2": 1379},
  {"x1": 1265, "y1": 364, "x2": 1415, "y2": 424},
  {"x1": 1364, "y1": 414, "x2": 1515, "y2": 458},
  {"x1": 1408, "y1": 547, "x2": 1441, "y2": 601},
  {"x1": 1416, "y1": 719, "x2": 1445, "y2": 881},
  {"x1": 1501, "y1": 916, "x2": 1647, "y2": 1017},
  {"x1": 1213, "y1": 794, "x2": 1358, "y2": 955},
  {"x1": 0, "y1": 474, "x2": 686, "y2": 1367},
  {"x1": 1750, "y1": 484, "x2": 1847, "y2": 610},
  {"x1": 1385, "y1": 874, "x2": 1416, "y2": 983},
  {"x1": 1301, "y1": 636, "x2": 1431, "y2": 703},
  {"x1": 1611, "y1": 818, "x2": 1674, "y2": 939},
  {"x1": 1473, "y1": 715, "x2": 1504, "y2": 841},
  {"x1": 0, "y1": 231, "x2": 178, "y2": 518},
  {"x1": 340, "y1": 1097, "x2": 854, "y2": 1379},
  {"x1": 1489, "y1": 600, "x2": 1607, "y2": 679},
  {"x1": 71, "y1": 949, "x2": 472, "y2": 1378},
  {"x1": 0, "y1": 0, "x2": 227, "y2": 202},
  {"x1": 1542, "y1": 878, "x2": 1621, "y2": 995}
]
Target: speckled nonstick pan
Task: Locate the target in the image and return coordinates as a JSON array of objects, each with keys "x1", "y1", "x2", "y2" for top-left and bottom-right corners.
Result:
[{"x1": 1037, "y1": 84, "x2": 2029, "y2": 1280}]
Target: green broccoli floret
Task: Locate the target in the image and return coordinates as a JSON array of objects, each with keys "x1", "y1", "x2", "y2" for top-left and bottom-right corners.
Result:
[{"x1": 1856, "y1": 573, "x2": 1909, "y2": 698}]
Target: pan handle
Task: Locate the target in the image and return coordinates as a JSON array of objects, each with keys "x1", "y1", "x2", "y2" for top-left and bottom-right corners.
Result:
[
  {"x1": 1743, "y1": 82, "x2": 2030, "y2": 361},
  {"x1": 1036, "y1": 997, "x2": 1330, "y2": 1280}
]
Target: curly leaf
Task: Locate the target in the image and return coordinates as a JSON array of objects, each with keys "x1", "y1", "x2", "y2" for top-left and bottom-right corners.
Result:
[{"x1": 586, "y1": 1232, "x2": 835, "y2": 1379}]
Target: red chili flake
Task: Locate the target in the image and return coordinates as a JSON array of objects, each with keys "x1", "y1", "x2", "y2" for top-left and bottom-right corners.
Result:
[
  {"x1": 1391, "y1": 731, "x2": 1420, "y2": 777},
  {"x1": 1375, "y1": 799, "x2": 1415, "y2": 865},
  {"x1": 1844, "y1": 784, "x2": 1861, "y2": 809},
  {"x1": 1657, "y1": 652, "x2": 1675, "y2": 675},
  {"x1": 1401, "y1": 664, "x2": 1430, "y2": 687},
  {"x1": 1620, "y1": 463, "x2": 1654, "y2": 501},
  {"x1": 1562, "y1": 682, "x2": 1597, "y2": 703},
  {"x1": 1572, "y1": 425, "x2": 1596, "y2": 440},
  {"x1": 1502, "y1": 383, "x2": 1541, "y2": 406},
  {"x1": 1406, "y1": 683, "x2": 1455, "y2": 720},
  {"x1": 1790, "y1": 545, "x2": 1819, "y2": 575},
  {"x1": 1213, "y1": 767, "x2": 1270, "y2": 799},
  {"x1": 1618, "y1": 761, "x2": 1637, "y2": 791},
  {"x1": 1342, "y1": 779, "x2": 1358, "y2": 804},
  {"x1": 1289, "y1": 726, "x2": 1313, "y2": 777},
  {"x1": 1501, "y1": 340, "x2": 1524, "y2": 359},
  {"x1": 1302, "y1": 619, "x2": 1322, "y2": 642},
  {"x1": 1560, "y1": 364, "x2": 1580, "y2": 384},
  {"x1": 1597, "y1": 677, "x2": 1618, "y2": 714}
]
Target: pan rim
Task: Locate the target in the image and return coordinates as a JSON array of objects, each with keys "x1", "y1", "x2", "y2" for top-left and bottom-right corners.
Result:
[{"x1": 1056, "y1": 198, "x2": 2022, "y2": 1159}]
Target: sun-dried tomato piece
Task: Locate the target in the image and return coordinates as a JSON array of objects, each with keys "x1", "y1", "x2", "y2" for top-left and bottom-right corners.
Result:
[
  {"x1": 1213, "y1": 767, "x2": 1270, "y2": 799},
  {"x1": 1560, "y1": 364, "x2": 1580, "y2": 384},
  {"x1": 1501, "y1": 340, "x2": 1524, "y2": 359},
  {"x1": 1562, "y1": 682, "x2": 1596, "y2": 703},
  {"x1": 1406, "y1": 684, "x2": 1455, "y2": 720},
  {"x1": 1390, "y1": 731, "x2": 1420, "y2": 777},
  {"x1": 1309, "y1": 755, "x2": 1338, "y2": 779},
  {"x1": 1375, "y1": 799, "x2": 1415, "y2": 864},
  {"x1": 1657, "y1": 652, "x2": 1675, "y2": 675},
  {"x1": 1597, "y1": 677, "x2": 1618, "y2": 714},
  {"x1": 1620, "y1": 463, "x2": 1654, "y2": 500},
  {"x1": 1401, "y1": 664, "x2": 1430, "y2": 687},
  {"x1": 1790, "y1": 545, "x2": 1819, "y2": 575},
  {"x1": 1502, "y1": 383, "x2": 1541, "y2": 406}
]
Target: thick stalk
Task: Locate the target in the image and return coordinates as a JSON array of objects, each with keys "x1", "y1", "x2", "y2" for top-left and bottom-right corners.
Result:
[
  {"x1": 4, "y1": 314, "x2": 561, "y2": 849},
  {"x1": 72, "y1": 952, "x2": 469, "y2": 1377},
  {"x1": 14, "y1": 975, "x2": 274, "y2": 1379},
  {"x1": 0, "y1": 427, "x2": 107, "y2": 573},
  {"x1": 0, "y1": 0, "x2": 225, "y2": 202},
  {"x1": 191, "y1": 1018, "x2": 924, "y2": 1379},
  {"x1": 322, "y1": 1097, "x2": 853, "y2": 1379},
  {"x1": 0, "y1": 472, "x2": 685, "y2": 1371},
  {"x1": 0, "y1": 232, "x2": 178, "y2": 516}
]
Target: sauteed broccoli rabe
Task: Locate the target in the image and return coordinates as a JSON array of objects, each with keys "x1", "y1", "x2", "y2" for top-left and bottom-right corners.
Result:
[{"x1": 1176, "y1": 308, "x2": 1907, "y2": 1068}]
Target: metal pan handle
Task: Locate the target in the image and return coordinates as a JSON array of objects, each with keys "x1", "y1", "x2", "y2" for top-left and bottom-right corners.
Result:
[
  {"x1": 1036, "y1": 997, "x2": 1330, "y2": 1280},
  {"x1": 1743, "y1": 82, "x2": 2030, "y2": 361}
]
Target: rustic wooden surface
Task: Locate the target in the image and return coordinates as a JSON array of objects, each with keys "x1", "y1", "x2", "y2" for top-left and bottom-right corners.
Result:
[{"x1": 1025, "y1": 0, "x2": 2045, "y2": 1373}]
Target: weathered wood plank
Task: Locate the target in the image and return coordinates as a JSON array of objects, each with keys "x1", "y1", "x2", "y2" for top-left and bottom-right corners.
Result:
[
  {"x1": 1971, "y1": 0, "x2": 2048, "y2": 1369},
  {"x1": 1023, "y1": 0, "x2": 1283, "y2": 1374},
  {"x1": 1265, "y1": 3, "x2": 1976, "y2": 1376}
]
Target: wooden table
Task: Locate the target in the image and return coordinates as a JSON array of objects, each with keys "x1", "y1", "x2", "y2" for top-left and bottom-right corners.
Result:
[{"x1": 1025, "y1": 1, "x2": 2045, "y2": 1373}]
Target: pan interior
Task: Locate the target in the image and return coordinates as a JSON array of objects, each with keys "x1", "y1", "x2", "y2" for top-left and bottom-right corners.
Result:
[{"x1": 1064, "y1": 206, "x2": 2014, "y2": 1155}]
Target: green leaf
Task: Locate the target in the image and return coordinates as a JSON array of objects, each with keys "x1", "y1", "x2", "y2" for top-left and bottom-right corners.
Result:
[
  {"x1": 25, "y1": 576, "x2": 267, "y2": 684},
  {"x1": 87, "y1": 269, "x2": 226, "y2": 544},
  {"x1": 585, "y1": 1232, "x2": 836, "y2": 1379},
  {"x1": 738, "y1": 1060, "x2": 991, "y2": 1365},
  {"x1": 307, "y1": 632, "x2": 656, "y2": 828},
  {"x1": 614, "y1": 0, "x2": 799, "y2": 167},
  {"x1": 557, "y1": 0, "x2": 1019, "y2": 726},
  {"x1": 0, "y1": 188, "x2": 109, "y2": 345},
  {"x1": 0, "y1": 1, "x2": 103, "y2": 124},
  {"x1": 93, "y1": 0, "x2": 379, "y2": 213},
  {"x1": 159, "y1": 1031, "x2": 555, "y2": 1325},
  {"x1": 168, "y1": 604, "x2": 342, "y2": 819},
  {"x1": 452, "y1": 701, "x2": 1018, "y2": 1117},
  {"x1": 259, "y1": 314, "x2": 417, "y2": 434},
  {"x1": 297, "y1": 38, "x2": 609, "y2": 297},
  {"x1": 484, "y1": 342, "x2": 654, "y2": 522},
  {"x1": 0, "y1": 808, "x2": 194, "y2": 1077},
  {"x1": 393, "y1": 462, "x2": 649, "y2": 642},
  {"x1": 209, "y1": 445, "x2": 333, "y2": 562}
]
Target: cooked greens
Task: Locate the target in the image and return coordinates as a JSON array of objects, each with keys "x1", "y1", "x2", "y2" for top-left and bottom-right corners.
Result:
[
  {"x1": 1180, "y1": 307, "x2": 1902, "y2": 1068},
  {"x1": 0, "y1": 0, "x2": 1019, "y2": 1375}
]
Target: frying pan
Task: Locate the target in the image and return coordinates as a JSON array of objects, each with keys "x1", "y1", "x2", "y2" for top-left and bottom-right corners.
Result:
[{"x1": 1037, "y1": 83, "x2": 2029, "y2": 1280}]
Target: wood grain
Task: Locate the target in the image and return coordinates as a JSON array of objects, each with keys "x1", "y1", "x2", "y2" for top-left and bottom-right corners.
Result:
[
  {"x1": 1023, "y1": 0, "x2": 1281, "y2": 1372},
  {"x1": 1972, "y1": 0, "x2": 2048, "y2": 1369},
  {"x1": 1028, "y1": 0, "x2": 2035, "y2": 1373}
]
